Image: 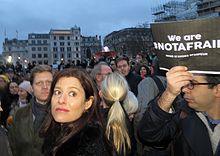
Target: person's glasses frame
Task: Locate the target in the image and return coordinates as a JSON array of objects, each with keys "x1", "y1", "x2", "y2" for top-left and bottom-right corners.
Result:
[{"x1": 182, "y1": 80, "x2": 219, "y2": 90}]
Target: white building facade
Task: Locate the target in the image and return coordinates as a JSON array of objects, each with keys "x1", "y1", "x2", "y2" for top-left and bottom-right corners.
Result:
[
  {"x1": 2, "y1": 26, "x2": 83, "y2": 66},
  {"x1": 49, "y1": 27, "x2": 81, "y2": 65}
]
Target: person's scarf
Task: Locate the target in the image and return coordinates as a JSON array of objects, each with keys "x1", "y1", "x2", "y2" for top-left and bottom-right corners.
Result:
[{"x1": 31, "y1": 98, "x2": 48, "y2": 131}]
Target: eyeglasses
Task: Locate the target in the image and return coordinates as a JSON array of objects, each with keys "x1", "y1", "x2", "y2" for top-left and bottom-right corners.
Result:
[
  {"x1": 182, "y1": 80, "x2": 219, "y2": 90},
  {"x1": 97, "y1": 72, "x2": 111, "y2": 77}
]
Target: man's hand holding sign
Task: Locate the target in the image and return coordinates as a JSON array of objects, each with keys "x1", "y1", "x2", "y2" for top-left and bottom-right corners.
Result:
[{"x1": 138, "y1": 17, "x2": 220, "y2": 156}]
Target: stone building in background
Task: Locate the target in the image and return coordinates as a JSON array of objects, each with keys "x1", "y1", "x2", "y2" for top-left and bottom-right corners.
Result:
[
  {"x1": 103, "y1": 27, "x2": 153, "y2": 58},
  {"x1": 2, "y1": 26, "x2": 101, "y2": 67}
]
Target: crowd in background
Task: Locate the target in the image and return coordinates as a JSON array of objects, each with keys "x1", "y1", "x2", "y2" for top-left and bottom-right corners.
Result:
[
  {"x1": 0, "y1": 51, "x2": 163, "y2": 156},
  {"x1": 0, "y1": 49, "x2": 220, "y2": 156}
]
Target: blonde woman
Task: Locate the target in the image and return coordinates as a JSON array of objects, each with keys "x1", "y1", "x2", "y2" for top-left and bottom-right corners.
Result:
[{"x1": 100, "y1": 72, "x2": 135, "y2": 156}]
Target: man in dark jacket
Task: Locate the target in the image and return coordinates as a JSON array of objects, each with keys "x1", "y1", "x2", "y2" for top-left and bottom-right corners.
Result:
[
  {"x1": 138, "y1": 66, "x2": 220, "y2": 156},
  {"x1": 8, "y1": 65, "x2": 53, "y2": 156},
  {"x1": 116, "y1": 56, "x2": 142, "y2": 96}
]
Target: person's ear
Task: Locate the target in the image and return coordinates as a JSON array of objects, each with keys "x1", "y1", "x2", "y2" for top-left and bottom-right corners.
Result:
[
  {"x1": 84, "y1": 96, "x2": 94, "y2": 110},
  {"x1": 215, "y1": 84, "x2": 220, "y2": 98}
]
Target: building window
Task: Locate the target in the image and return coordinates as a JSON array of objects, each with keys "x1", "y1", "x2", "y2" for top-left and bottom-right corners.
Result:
[
  {"x1": 67, "y1": 42, "x2": 71, "y2": 46},
  {"x1": 60, "y1": 47, "x2": 65, "y2": 52},
  {"x1": 60, "y1": 42, "x2": 65, "y2": 46},
  {"x1": 76, "y1": 53, "x2": 79, "y2": 58},
  {"x1": 37, "y1": 47, "x2": 42, "y2": 51},
  {"x1": 43, "y1": 40, "x2": 47, "y2": 44},
  {"x1": 54, "y1": 54, "x2": 57, "y2": 58},
  {"x1": 75, "y1": 36, "x2": 78, "y2": 40},
  {"x1": 67, "y1": 36, "x2": 70, "y2": 40},
  {"x1": 31, "y1": 40, "x2": 36, "y2": 44},
  {"x1": 38, "y1": 54, "x2": 42, "y2": 58},
  {"x1": 76, "y1": 47, "x2": 79, "y2": 51},
  {"x1": 44, "y1": 54, "x2": 48, "y2": 58},
  {"x1": 32, "y1": 54, "x2": 36, "y2": 58},
  {"x1": 54, "y1": 36, "x2": 56, "y2": 40},
  {"x1": 54, "y1": 42, "x2": 57, "y2": 46},
  {"x1": 61, "y1": 53, "x2": 64, "y2": 58},
  {"x1": 68, "y1": 53, "x2": 71, "y2": 58},
  {"x1": 43, "y1": 47, "x2": 48, "y2": 51},
  {"x1": 67, "y1": 47, "x2": 71, "y2": 51},
  {"x1": 38, "y1": 61, "x2": 42, "y2": 64},
  {"x1": 53, "y1": 47, "x2": 58, "y2": 52},
  {"x1": 44, "y1": 60, "x2": 48, "y2": 64},
  {"x1": 32, "y1": 47, "x2": 36, "y2": 51},
  {"x1": 74, "y1": 42, "x2": 79, "y2": 46},
  {"x1": 59, "y1": 36, "x2": 65, "y2": 40},
  {"x1": 37, "y1": 40, "x2": 41, "y2": 44}
]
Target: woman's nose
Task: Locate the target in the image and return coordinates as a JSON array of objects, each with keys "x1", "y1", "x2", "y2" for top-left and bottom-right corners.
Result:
[{"x1": 58, "y1": 94, "x2": 66, "y2": 104}]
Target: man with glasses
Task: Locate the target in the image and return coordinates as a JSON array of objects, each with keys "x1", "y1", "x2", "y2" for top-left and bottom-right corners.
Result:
[
  {"x1": 8, "y1": 65, "x2": 53, "y2": 156},
  {"x1": 138, "y1": 66, "x2": 220, "y2": 156},
  {"x1": 90, "y1": 61, "x2": 112, "y2": 91}
]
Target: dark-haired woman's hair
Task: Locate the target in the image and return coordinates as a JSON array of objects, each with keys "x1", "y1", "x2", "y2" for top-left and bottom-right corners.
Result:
[
  {"x1": 39, "y1": 67, "x2": 102, "y2": 155},
  {"x1": 138, "y1": 64, "x2": 151, "y2": 77}
]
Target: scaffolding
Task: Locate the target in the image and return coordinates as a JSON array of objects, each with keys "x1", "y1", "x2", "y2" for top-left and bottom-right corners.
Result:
[
  {"x1": 151, "y1": 0, "x2": 220, "y2": 22},
  {"x1": 197, "y1": 0, "x2": 220, "y2": 17},
  {"x1": 152, "y1": 0, "x2": 186, "y2": 22}
]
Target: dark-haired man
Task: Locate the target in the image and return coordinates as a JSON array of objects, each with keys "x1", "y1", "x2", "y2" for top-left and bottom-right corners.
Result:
[
  {"x1": 116, "y1": 56, "x2": 142, "y2": 96},
  {"x1": 138, "y1": 66, "x2": 220, "y2": 156}
]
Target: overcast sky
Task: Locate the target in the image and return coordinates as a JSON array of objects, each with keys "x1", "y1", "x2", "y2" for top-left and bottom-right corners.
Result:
[{"x1": 0, "y1": 0, "x2": 178, "y2": 52}]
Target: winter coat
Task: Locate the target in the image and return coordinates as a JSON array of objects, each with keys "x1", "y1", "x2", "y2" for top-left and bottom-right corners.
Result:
[
  {"x1": 138, "y1": 98, "x2": 220, "y2": 156},
  {"x1": 125, "y1": 71, "x2": 142, "y2": 96},
  {"x1": 46, "y1": 123, "x2": 115, "y2": 156},
  {"x1": 8, "y1": 103, "x2": 44, "y2": 156},
  {"x1": 0, "y1": 125, "x2": 12, "y2": 156}
]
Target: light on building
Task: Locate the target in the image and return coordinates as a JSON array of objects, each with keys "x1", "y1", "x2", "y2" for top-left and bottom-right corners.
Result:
[
  {"x1": 7, "y1": 55, "x2": 12, "y2": 63},
  {"x1": 18, "y1": 56, "x2": 21, "y2": 60},
  {"x1": 24, "y1": 59, "x2": 27, "y2": 63},
  {"x1": 103, "y1": 46, "x2": 110, "y2": 52}
]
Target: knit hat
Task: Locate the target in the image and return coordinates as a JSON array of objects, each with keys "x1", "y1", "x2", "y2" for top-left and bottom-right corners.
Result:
[{"x1": 19, "y1": 80, "x2": 32, "y2": 95}]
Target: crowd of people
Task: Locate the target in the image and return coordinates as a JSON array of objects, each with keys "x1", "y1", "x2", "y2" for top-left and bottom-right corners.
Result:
[{"x1": 0, "y1": 51, "x2": 220, "y2": 156}]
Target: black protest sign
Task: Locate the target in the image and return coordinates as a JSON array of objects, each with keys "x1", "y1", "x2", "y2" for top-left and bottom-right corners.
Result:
[{"x1": 151, "y1": 17, "x2": 220, "y2": 74}]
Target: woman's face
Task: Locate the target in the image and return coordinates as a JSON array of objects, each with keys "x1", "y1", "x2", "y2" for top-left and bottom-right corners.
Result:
[
  {"x1": 51, "y1": 77, "x2": 93, "y2": 123},
  {"x1": 18, "y1": 88, "x2": 28, "y2": 100},
  {"x1": 140, "y1": 66, "x2": 147, "y2": 76},
  {"x1": 9, "y1": 82, "x2": 19, "y2": 95}
]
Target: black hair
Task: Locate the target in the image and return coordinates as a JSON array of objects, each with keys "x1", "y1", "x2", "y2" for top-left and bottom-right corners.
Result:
[
  {"x1": 205, "y1": 74, "x2": 220, "y2": 88},
  {"x1": 39, "y1": 67, "x2": 111, "y2": 155}
]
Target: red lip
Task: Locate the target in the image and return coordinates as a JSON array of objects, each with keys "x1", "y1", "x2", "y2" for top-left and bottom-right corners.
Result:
[{"x1": 55, "y1": 108, "x2": 69, "y2": 112}]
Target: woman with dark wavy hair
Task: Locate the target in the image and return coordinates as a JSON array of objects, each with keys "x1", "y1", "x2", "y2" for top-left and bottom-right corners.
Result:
[{"x1": 39, "y1": 68, "x2": 115, "y2": 156}]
